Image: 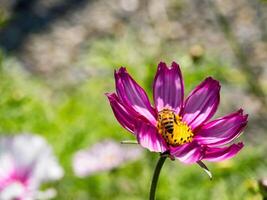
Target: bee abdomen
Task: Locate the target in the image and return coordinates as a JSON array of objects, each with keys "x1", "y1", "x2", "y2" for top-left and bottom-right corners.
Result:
[{"x1": 163, "y1": 122, "x2": 174, "y2": 133}]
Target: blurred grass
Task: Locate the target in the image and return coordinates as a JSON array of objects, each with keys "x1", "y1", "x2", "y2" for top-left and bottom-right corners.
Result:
[{"x1": 0, "y1": 35, "x2": 265, "y2": 200}]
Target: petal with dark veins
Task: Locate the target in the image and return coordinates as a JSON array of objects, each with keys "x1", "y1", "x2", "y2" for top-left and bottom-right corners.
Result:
[
  {"x1": 194, "y1": 109, "x2": 248, "y2": 147},
  {"x1": 115, "y1": 68, "x2": 156, "y2": 125},
  {"x1": 182, "y1": 77, "x2": 220, "y2": 130},
  {"x1": 153, "y1": 62, "x2": 184, "y2": 114}
]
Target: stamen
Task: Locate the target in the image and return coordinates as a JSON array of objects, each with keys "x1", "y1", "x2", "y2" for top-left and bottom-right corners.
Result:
[{"x1": 157, "y1": 109, "x2": 193, "y2": 146}]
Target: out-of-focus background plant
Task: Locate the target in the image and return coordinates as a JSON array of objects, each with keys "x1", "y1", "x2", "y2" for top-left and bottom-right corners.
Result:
[{"x1": 0, "y1": 0, "x2": 266, "y2": 199}]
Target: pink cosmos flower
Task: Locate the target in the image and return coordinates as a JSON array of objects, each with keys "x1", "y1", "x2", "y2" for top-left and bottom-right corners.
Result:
[
  {"x1": 0, "y1": 134, "x2": 64, "y2": 200},
  {"x1": 72, "y1": 140, "x2": 143, "y2": 177},
  {"x1": 106, "y1": 62, "x2": 248, "y2": 164}
]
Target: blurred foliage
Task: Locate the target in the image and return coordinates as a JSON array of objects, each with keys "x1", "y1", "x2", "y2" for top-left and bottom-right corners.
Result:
[
  {"x1": 0, "y1": 8, "x2": 9, "y2": 27},
  {"x1": 0, "y1": 34, "x2": 265, "y2": 200},
  {"x1": 82, "y1": 35, "x2": 246, "y2": 94}
]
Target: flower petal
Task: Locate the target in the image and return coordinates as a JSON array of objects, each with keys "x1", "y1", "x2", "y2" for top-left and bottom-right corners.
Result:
[
  {"x1": 0, "y1": 154, "x2": 16, "y2": 188},
  {"x1": 153, "y1": 62, "x2": 184, "y2": 114},
  {"x1": 115, "y1": 67, "x2": 156, "y2": 125},
  {"x1": 135, "y1": 121, "x2": 167, "y2": 153},
  {"x1": 194, "y1": 109, "x2": 248, "y2": 147},
  {"x1": 72, "y1": 140, "x2": 143, "y2": 177},
  {"x1": 0, "y1": 134, "x2": 64, "y2": 187},
  {"x1": 182, "y1": 77, "x2": 220, "y2": 130},
  {"x1": 106, "y1": 93, "x2": 140, "y2": 134},
  {"x1": 203, "y1": 143, "x2": 244, "y2": 162},
  {"x1": 170, "y1": 141, "x2": 204, "y2": 164}
]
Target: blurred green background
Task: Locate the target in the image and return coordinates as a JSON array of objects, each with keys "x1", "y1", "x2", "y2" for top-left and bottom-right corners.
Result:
[{"x1": 0, "y1": 0, "x2": 267, "y2": 199}]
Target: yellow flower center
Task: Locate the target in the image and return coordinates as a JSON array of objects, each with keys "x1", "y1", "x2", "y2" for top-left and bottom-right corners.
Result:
[{"x1": 157, "y1": 109, "x2": 194, "y2": 146}]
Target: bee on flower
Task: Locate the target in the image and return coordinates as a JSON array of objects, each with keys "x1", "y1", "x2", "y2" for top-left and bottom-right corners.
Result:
[{"x1": 106, "y1": 62, "x2": 248, "y2": 164}]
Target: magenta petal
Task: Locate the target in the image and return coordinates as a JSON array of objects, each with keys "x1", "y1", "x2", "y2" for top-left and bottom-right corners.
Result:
[
  {"x1": 135, "y1": 121, "x2": 167, "y2": 153},
  {"x1": 106, "y1": 93, "x2": 139, "y2": 134},
  {"x1": 170, "y1": 141, "x2": 204, "y2": 164},
  {"x1": 203, "y1": 143, "x2": 244, "y2": 162},
  {"x1": 153, "y1": 62, "x2": 184, "y2": 114},
  {"x1": 182, "y1": 77, "x2": 220, "y2": 130},
  {"x1": 115, "y1": 68, "x2": 156, "y2": 125},
  {"x1": 194, "y1": 109, "x2": 248, "y2": 147}
]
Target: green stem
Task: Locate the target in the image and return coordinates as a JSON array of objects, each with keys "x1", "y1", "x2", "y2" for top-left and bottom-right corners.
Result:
[{"x1": 149, "y1": 155, "x2": 167, "y2": 200}]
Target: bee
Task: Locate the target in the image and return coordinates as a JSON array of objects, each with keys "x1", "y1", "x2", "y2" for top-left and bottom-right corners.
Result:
[
  {"x1": 157, "y1": 109, "x2": 193, "y2": 146},
  {"x1": 157, "y1": 109, "x2": 177, "y2": 140}
]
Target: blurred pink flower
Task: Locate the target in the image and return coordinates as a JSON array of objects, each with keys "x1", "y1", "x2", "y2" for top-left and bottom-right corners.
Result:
[
  {"x1": 106, "y1": 61, "x2": 248, "y2": 164},
  {"x1": 0, "y1": 134, "x2": 64, "y2": 200},
  {"x1": 72, "y1": 140, "x2": 142, "y2": 177}
]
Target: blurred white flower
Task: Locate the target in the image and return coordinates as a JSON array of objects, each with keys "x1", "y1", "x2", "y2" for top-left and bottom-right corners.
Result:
[
  {"x1": 0, "y1": 134, "x2": 64, "y2": 200},
  {"x1": 72, "y1": 140, "x2": 143, "y2": 177}
]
